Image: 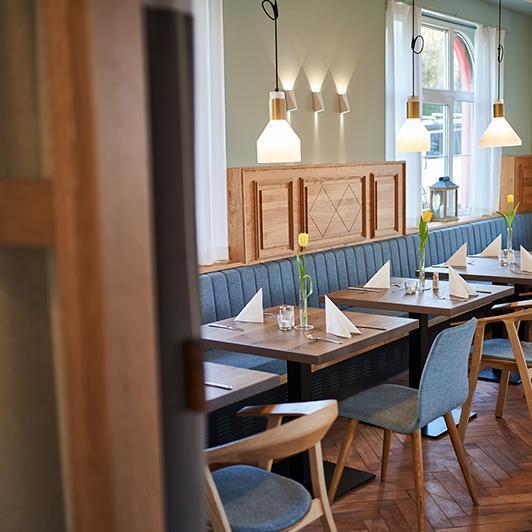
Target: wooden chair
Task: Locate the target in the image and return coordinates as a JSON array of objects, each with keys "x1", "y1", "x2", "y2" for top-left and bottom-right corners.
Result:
[
  {"x1": 205, "y1": 400, "x2": 338, "y2": 532},
  {"x1": 328, "y1": 320, "x2": 479, "y2": 532},
  {"x1": 458, "y1": 303, "x2": 532, "y2": 441}
]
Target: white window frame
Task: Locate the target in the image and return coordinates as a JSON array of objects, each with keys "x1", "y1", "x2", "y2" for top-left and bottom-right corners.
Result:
[{"x1": 421, "y1": 13, "x2": 475, "y2": 212}]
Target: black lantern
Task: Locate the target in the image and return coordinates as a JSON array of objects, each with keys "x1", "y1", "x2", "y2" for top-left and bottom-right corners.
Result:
[{"x1": 429, "y1": 177, "x2": 459, "y2": 221}]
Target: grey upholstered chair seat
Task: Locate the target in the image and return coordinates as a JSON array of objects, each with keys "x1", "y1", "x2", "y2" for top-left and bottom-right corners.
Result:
[
  {"x1": 482, "y1": 338, "x2": 532, "y2": 363},
  {"x1": 339, "y1": 383, "x2": 419, "y2": 433},
  {"x1": 205, "y1": 349, "x2": 287, "y2": 375},
  {"x1": 339, "y1": 320, "x2": 477, "y2": 434},
  {"x1": 212, "y1": 465, "x2": 312, "y2": 532}
]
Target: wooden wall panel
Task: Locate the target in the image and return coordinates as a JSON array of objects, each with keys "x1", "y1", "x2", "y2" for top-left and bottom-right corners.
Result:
[
  {"x1": 500, "y1": 156, "x2": 532, "y2": 212},
  {"x1": 302, "y1": 173, "x2": 367, "y2": 250},
  {"x1": 242, "y1": 169, "x2": 299, "y2": 262},
  {"x1": 229, "y1": 162, "x2": 406, "y2": 264}
]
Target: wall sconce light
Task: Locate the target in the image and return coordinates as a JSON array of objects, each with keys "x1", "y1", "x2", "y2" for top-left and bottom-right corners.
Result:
[
  {"x1": 338, "y1": 93, "x2": 350, "y2": 114},
  {"x1": 312, "y1": 91, "x2": 325, "y2": 113},
  {"x1": 285, "y1": 89, "x2": 298, "y2": 112}
]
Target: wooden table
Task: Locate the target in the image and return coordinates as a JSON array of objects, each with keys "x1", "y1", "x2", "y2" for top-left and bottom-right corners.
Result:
[
  {"x1": 326, "y1": 278, "x2": 514, "y2": 437},
  {"x1": 202, "y1": 306, "x2": 418, "y2": 494},
  {"x1": 204, "y1": 362, "x2": 281, "y2": 412},
  {"x1": 425, "y1": 256, "x2": 532, "y2": 286}
]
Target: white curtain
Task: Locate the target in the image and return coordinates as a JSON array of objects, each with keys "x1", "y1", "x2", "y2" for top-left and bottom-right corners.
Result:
[
  {"x1": 385, "y1": 0, "x2": 423, "y2": 227},
  {"x1": 194, "y1": 0, "x2": 229, "y2": 265},
  {"x1": 469, "y1": 25, "x2": 504, "y2": 215}
]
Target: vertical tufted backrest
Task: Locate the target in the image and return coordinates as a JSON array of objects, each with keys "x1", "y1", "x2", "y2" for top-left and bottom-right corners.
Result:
[{"x1": 199, "y1": 214, "x2": 532, "y2": 323}]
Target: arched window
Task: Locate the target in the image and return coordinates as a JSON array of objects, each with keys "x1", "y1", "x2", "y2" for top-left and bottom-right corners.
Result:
[{"x1": 421, "y1": 15, "x2": 475, "y2": 212}]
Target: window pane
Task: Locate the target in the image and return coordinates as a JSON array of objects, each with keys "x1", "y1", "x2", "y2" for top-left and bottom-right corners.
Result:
[
  {"x1": 422, "y1": 25, "x2": 448, "y2": 90},
  {"x1": 422, "y1": 103, "x2": 448, "y2": 209},
  {"x1": 452, "y1": 101, "x2": 473, "y2": 209},
  {"x1": 453, "y1": 32, "x2": 474, "y2": 92}
]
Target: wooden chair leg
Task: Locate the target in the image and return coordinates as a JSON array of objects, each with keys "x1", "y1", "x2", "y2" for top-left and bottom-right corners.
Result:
[
  {"x1": 381, "y1": 429, "x2": 392, "y2": 482},
  {"x1": 411, "y1": 430, "x2": 424, "y2": 532},
  {"x1": 506, "y1": 323, "x2": 532, "y2": 419},
  {"x1": 495, "y1": 370, "x2": 511, "y2": 419},
  {"x1": 443, "y1": 412, "x2": 478, "y2": 506},
  {"x1": 309, "y1": 443, "x2": 337, "y2": 532},
  {"x1": 458, "y1": 324, "x2": 485, "y2": 441},
  {"x1": 328, "y1": 419, "x2": 358, "y2": 503}
]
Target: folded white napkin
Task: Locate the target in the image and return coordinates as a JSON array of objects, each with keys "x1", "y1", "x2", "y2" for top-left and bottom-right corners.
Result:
[
  {"x1": 325, "y1": 296, "x2": 361, "y2": 338},
  {"x1": 520, "y1": 246, "x2": 532, "y2": 272},
  {"x1": 364, "y1": 260, "x2": 391, "y2": 289},
  {"x1": 480, "y1": 235, "x2": 502, "y2": 257},
  {"x1": 445, "y1": 243, "x2": 468, "y2": 267},
  {"x1": 234, "y1": 288, "x2": 264, "y2": 323},
  {"x1": 448, "y1": 266, "x2": 477, "y2": 298}
]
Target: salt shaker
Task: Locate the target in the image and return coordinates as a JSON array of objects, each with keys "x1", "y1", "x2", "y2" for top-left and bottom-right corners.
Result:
[{"x1": 432, "y1": 272, "x2": 439, "y2": 291}]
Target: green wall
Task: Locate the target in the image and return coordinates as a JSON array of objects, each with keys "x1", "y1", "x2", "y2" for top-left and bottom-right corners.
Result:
[{"x1": 223, "y1": 0, "x2": 532, "y2": 167}]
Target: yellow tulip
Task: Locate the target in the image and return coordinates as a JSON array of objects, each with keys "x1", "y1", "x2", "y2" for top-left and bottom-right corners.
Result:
[
  {"x1": 298, "y1": 232, "x2": 309, "y2": 248},
  {"x1": 507, "y1": 194, "x2": 514, "y2": 205},
  {"x1": 422, "y1": 210, "x2": 433, "y2": 223}
]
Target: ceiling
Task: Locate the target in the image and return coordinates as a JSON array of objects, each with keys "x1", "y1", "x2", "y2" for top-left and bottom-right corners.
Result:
[{"x1": 483, "y1": 0, "x2": 532, "y2": 15}]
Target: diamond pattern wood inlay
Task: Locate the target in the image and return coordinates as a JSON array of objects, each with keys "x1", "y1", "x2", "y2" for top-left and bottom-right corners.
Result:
[{"x1": 308, "y1": 182, "x2": 362, "y2": 238}]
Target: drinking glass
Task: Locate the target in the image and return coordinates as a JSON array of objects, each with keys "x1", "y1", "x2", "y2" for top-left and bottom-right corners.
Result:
[
  {"x1": 405, "y1": 280, "x2": 417, "y2": 294},
  {"x1": 277, "y1": 305, "x2": 294, "y2": 331}
]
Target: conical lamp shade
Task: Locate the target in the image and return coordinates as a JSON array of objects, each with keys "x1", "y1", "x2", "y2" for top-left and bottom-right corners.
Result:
[
  {"x1": 257, "y1": 92, "x2": 301, "y2": 163},
  {"x1": 479, "y1": 117, "x2": 522, "y2": 148},
  {"x1": 397, "y1": 119, "x2": 430, "y2": 152},
  {"x1": 396, "y1": 96, "x2": 430, "y2": 153},
  {"x1": 479, "y1": 99, "x2": 522, "y2": 148}
]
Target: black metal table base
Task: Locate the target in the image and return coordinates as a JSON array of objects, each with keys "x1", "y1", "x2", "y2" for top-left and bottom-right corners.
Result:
[
  {"x1": 422, "y1": 407, "x2": 477, "y2": 438},
  {"x1": 323, "y1": 462, "x2": 375, "y2": 500}
]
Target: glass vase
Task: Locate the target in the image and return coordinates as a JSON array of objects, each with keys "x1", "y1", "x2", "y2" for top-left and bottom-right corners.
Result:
[
  {"x1": 418, "y1": 251, "x2": 426, "y2": 291},
  {"x1": 295, "y1": 281, "x2": 314, "y2": 330},
  {"x1": 507, "y1": 225, "x2": 513, "y2": 253}
]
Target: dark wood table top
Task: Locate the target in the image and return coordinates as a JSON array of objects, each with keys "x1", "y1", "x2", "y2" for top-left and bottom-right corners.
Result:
[
  {"x1": 204, "y1": 362, "x2": 281, "y2": 412},
  {"x1": 326, "y1": 278, "x2": 514, "y2": 317},
  {"x1": 201, "y1": 307, "x2": 418, "y2": 365},
  {"x1": 424, "y1": 256, "x2": 532, "y2": 286}
]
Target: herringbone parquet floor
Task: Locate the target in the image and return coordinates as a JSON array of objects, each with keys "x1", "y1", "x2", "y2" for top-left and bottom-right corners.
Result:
[{"x1": 305, "y1": 375, "x2": 532, "y2": 531}]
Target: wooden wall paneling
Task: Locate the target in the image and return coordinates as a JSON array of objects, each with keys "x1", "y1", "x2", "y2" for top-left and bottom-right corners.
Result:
[
  {"x1": 227, "y1": 168, "x2": 245, "y2": 262},
  {"x1": 500, "y1": 156, "x2": 532, "y2": 212},
  {"x1": 515, "y1": 157, "x2": 532, "y2": 212},
  {"x1": 369, "y1": 163, "x2": 405, "y2": 239},
  {"x1": 242, "y1": 169, "x2": 299, "y2": 262},
  {"x1": 0, "y1": 178, "x2": 54, "y2": 246},
  {"x1": 499, "y1": 156, "x2": 516, "y2": 211},
  {"x1": 45, "y1": 1, "x2": 165, "y2": 531},
  {"x1": 228, "y1": 162, "x2": 406, "y2": 264},
  {"x1": 302, "y1": 170, "x2": 367, "y2": 250}
]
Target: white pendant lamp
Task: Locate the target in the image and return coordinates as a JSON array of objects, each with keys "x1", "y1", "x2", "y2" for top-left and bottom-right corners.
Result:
[
  {"x1": 396, "y1": 0, "x2": 430, "y2": 153},
  {"x1": 479, "y1": 0, "x2": 522, "y2": 148},
  {"x1": 256, "y1": 0, "x2": 301, "y2": 163}
]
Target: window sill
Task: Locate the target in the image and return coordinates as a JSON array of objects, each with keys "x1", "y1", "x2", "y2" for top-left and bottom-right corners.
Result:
[{"x1": 406, "y1": 213, "x2": 499, "y2": 234}]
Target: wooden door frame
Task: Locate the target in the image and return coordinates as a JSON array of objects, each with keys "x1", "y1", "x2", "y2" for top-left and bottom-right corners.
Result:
[{"x1": 43, "y1": 1, "x2": 165, "y2": 531}]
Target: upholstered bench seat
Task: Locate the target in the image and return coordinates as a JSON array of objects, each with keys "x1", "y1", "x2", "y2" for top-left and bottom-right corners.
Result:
[{"x1": 200, "y1": 214, "x2": 532, "y2": 391}]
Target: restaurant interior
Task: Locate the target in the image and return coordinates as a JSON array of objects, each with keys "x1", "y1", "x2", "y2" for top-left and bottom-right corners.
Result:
[{"x1": 1, "y1": 0, "x2": 532, "y2": 531}]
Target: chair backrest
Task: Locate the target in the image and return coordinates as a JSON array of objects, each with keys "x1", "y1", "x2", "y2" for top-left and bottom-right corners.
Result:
[
  {"x1": 205, "y1": 400, "x2": 338, "y2": 466},
  {"x1": 417, "y1": 319, "x2": 477, "y2": 427}
]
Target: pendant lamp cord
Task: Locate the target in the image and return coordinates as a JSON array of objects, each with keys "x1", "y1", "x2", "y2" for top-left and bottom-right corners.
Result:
[
  {"x1": 497, "y1": 0, "x2": 504, "y2": 100},
  {"x1": 410, "y1": 0, "x2": 424, "y2": 97},
  {"x1": 262, "y1": 0, "x2": 280, "y2": 91}
]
